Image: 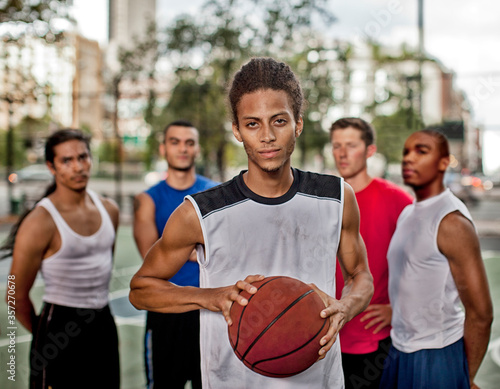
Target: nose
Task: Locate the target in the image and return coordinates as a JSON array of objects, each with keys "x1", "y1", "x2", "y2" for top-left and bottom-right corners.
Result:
[
  {"x1": 73, "y1": 160, "x2": 84, "y2": 171},
  {"x1": 260, "y1": 124, "x2": 276, "y2": 143},
  {"x1": 402, "y1": 151, "x2": 414, "y2": 164}
]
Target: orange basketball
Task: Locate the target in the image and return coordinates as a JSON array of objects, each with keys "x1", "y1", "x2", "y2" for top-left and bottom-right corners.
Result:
[{"x1": 228, "y1": 276, "x2": 329, "y2": 378}]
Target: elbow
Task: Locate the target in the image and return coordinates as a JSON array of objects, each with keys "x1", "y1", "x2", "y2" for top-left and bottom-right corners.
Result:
[
  {"x1": 467, "y1": 307, "x2": 494, "y2": 331},
  {"x1": 128, "y1": 277, "x2": 144, "y2": 310}
]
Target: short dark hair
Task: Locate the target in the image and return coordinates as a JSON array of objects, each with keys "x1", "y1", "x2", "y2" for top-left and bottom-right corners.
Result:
[
  {"x1": 163, "y1": 120, "x2": 196, "y2": 139},
  {"x1": 228, "y1": 57, "x2": 305, "y2": 125},
  {"x1": 419, "y1": 128, "x2": 450, "y2": 157},
  {"x1": 45, "y1": 128, "x2": 91, "y2": 164},
  {"x1": 329, "y1": 117, "x2": 375, "y2": 147}
]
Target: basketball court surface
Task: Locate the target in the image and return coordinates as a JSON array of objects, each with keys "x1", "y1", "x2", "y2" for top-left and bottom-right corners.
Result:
[{"x1": 1, "y1": 224, "x2": 499, "y2": 388}]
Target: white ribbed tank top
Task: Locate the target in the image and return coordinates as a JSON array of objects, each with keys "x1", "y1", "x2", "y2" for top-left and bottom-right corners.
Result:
[{"x1": 38, "y1": 189, "x2": 115, "y2": 309}]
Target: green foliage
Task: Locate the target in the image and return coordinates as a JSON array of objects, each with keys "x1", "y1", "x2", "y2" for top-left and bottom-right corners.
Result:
[
  {"x1": 0, "y1": 0, "x2": 73, "y2": 41},
  {"x1": 128, "y1": 0, "x2": 337, "y2": 178},
  {"x1": 372, "y1": 107, "x2": 423, "y2": 163}
]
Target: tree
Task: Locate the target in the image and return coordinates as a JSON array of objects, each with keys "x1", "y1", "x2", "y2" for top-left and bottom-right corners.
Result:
[
  {"x1": 142, "y1": 0, "x2": 337, "y2": 180},
  {"x1": 372, "y1": 107, "x2": 423, "y2": 164},
  {"x1": 0, "y1": 0, "x2": 72, "y2": 214}
]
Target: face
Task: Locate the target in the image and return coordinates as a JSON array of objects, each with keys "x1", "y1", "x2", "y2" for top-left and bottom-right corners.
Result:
[
  {"x1": 160, "y1": 125, "x2": 200, "y2": 172},
  {"x1": 402, "y1": 132, "x2": 449, "y2": 189},
  {"x1": 331, "y1": 127, "x2": 375, "y2": 180},
  {"x1": 47, "y1": 139, "x2": 92, "y2": 191},
  {"x1": 232, "y1": 89, "x2": 303, "y2": 173}
]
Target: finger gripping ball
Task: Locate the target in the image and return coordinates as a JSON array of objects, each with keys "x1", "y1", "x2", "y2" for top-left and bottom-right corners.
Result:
[{"x1": 228, "y1": 276, "x2": 329, "y2": 378}]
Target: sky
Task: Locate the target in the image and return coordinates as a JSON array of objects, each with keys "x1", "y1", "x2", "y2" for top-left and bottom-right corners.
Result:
[{"x1": 71, "y1": 0, "x2": 500, "y2": 174}]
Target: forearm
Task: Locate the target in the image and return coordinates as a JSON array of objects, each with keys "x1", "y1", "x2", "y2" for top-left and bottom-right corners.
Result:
[
  {"x1": 130, "y1": 277, "x2": 206, "y2": 313},
  {"x1": 14, "y1": 297, "x2": 36, "y2": 333},
  {"x1": 340, "y1": 269, "x2": 374, "y2": 322},
  {"x1": 464, "y1": 314, "x2": 492, "y2": 382}
]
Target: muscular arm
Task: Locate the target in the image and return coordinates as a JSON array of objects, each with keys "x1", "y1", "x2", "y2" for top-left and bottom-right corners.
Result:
[
  {"x1": 129, "y1": 199, "x2": 260, "y2": 323},
  {"x1": 316, "y1": 183, "x2": 374, "y2": 356},
  {"x1": 438, "y1": 211, "x2": 493, "y2": 385},
  {"x1": 132, "y1": 193, "x2": 159, "y2": 259},
  {"x1": 7, "y1": 208, "x2": 56, "y2": 332},
  {"x1": 336, "y1": 183, "x2": 374, "y2": 323}
]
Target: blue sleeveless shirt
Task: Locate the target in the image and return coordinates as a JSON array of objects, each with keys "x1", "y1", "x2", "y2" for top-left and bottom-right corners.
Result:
[{"x1": 146, "y1": 175, "x2": 218, "y2": 287}]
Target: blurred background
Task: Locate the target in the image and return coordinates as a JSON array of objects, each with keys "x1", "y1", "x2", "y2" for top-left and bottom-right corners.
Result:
[
  {"x1": 0, "y1": 0, "x2": 499, "y2": 218},
  {"x1": 0, "y1": 1, "x2": 499, "y2": 387}
]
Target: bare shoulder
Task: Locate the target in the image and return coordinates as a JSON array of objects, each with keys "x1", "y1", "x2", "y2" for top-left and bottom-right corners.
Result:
[
  {"x1": 134, "y1": 192, "x2": 155, "y2": 213},
  {"x1": 16, "y1": 206, "x2": 56, "y2": 246},
  {"x1": 438, "y1": 210, "x2": 479, "y2": 258},
  {"x1": 439, "y1": 210, "x2": 475, "y2": 238},
  {"x1": 342, "y1": 182, "x2": 359, "y2": 225},
  {"x1": 163, "y1": 198, "x2": 203, "y2": 243}
]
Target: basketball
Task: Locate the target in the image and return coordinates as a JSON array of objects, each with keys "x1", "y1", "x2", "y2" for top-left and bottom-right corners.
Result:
[{"x1": 228, "y1": 276, "x2": 330, "y2": 378}]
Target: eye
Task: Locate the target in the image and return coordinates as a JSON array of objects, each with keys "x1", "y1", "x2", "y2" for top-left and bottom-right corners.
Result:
[
  {"x1": 246, "y1": 121, "x2": 258, "y2": 128},
  {"x1": 274, "y1": 118, "x2": 287, "y2": 125}
]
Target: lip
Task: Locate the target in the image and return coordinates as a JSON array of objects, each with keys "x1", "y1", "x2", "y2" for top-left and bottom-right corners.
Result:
[
  {"x1": 259, "y1": 148, "x2": 280, "y2": 159},
  {"x1": 402, "y1": 169, "x2": 415, "y2": 178}
]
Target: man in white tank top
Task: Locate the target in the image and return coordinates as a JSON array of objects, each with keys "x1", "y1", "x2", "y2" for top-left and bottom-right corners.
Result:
[
  {"x1": 381, "y1": 130, "x2": 493, "y2": 389},
  {"x1": 4, "y1": 129, "x2": 120, "y2": 388},
  {"x1": 130, "y1": 57, "x2": 374, "y2": 388}
]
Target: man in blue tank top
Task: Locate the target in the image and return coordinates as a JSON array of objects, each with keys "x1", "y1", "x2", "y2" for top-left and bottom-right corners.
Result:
[{"x1": 133, "y1": 120, "x2": 218, "y2": 388}]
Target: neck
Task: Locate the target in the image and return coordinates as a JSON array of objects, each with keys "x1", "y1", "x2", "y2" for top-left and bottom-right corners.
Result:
[
  {"x1": 344, "y1": 170, "x2": 372, "y2": 193},
  {"x1": 413, "y1": 181, "x2": 446, "y2": 202},
  {"x1": 244, "y1": 164, "x2": 294, "y2": 198},
  {"x1": 49, "y1": 185, "x2": 88, "y2": 207},
  {"x1": 166, "y1": 167, "x2": 197, "y2": 190}
]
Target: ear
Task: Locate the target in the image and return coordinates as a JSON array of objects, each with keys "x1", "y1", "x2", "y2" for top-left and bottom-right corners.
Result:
[
  {"x1": 367, "y1": 144, "x2": 377, "y2": 158},
  {"x1": 46, "y1": 161, "x2": 55, "y2": 175},
  {"x1": 295, "y1": 116, "x2": 303, "y2": 138},
  {"x1": 159, "y1": 143, "x2": 166, "y2": 158},
  {"x1": 232, "y1": 122, "x2": 242, "y2": 143},
  {"x1": 439, "y1": 156, "x2": 450, "y2": 172}
]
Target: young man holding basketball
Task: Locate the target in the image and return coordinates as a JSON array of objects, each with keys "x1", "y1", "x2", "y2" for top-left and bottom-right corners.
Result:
[
  {"x1": 130, "y1": 57, "x2": 374, "y2": 388},
  {"x1": 330, "y1": 117, "x2": 413, "y2": 388},
  {"x1": 380, "y1": 130, "x2": 493, "y2": 388}
]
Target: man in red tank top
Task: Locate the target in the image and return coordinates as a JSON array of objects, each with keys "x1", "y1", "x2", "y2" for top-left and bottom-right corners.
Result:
[{"x1": 330, "y1": 118, "x2": 413, "y2": 389}]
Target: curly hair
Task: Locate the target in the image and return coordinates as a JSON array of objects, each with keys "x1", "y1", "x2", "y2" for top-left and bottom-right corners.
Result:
[{"x1": 228, "y1": 57, "x2": 305, "y2": 125}]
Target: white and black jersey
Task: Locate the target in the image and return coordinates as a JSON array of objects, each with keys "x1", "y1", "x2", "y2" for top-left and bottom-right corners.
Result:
[{"x1": 187, "y1": 168, "x2": 345, "y2": 388}]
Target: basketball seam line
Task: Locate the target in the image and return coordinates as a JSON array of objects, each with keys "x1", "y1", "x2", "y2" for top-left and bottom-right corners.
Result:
[
  {"x1": 232, "y1": 276, "x2": 285, "y2": 351},
  {"x1": 241, "y1": 289, "x2": 315, "y2": 360},
  {"x1": 251, "y1": 317, "x2": 328, "y2": 372}
]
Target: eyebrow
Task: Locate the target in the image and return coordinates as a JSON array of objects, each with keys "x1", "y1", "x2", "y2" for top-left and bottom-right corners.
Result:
[
  {"x1": 415, "y1": 143, "x2": 432, "y2": 150},
  {"x1": 166, "y1": 136, "x2": 196, "y2": 142},
  {"x1": 241, "y1": 112, "x2": 290, "y2": 121}
]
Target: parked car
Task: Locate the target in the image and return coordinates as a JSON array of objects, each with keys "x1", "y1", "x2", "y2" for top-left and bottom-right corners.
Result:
[{"x1": 8, "y1": 164, "x2": 53, "y2": 184}]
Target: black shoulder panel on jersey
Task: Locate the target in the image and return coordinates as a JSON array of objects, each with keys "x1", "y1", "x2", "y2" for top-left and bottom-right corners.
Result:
[
  {"x1": 295, "y1": 169, "x2": 342, "y2": 201},
  {"x1": 190, "y1": 177, "x2": 246, "y2": 217}
]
